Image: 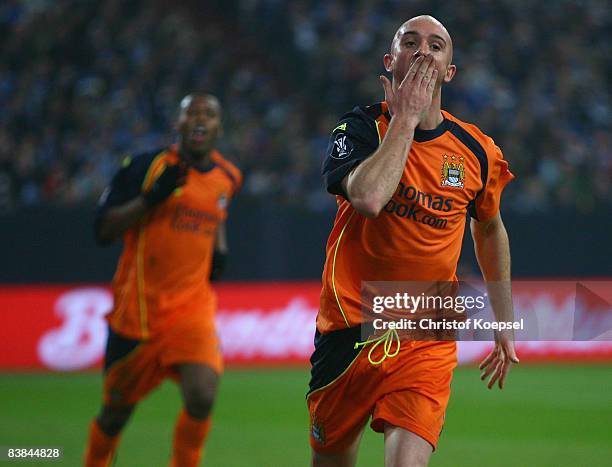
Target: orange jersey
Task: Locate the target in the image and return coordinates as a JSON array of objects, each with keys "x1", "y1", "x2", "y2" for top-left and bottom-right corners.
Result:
[
  {"x1": 318, "y1": 102, "x2": 513, "y2": 333},
  {"x1": 98, "y1": 145, "x2": 241, "y2": 339}
]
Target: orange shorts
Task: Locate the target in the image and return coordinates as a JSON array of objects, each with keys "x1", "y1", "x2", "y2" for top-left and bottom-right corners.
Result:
[
  {"x1": 103, "y1": 316, "x2": 222, "y2": 407},
  {"x1": 307, "y1": 327, "x2": 457, "y2": 453}
]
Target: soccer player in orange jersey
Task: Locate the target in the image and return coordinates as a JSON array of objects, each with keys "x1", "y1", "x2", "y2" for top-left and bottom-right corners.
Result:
[
  {"x1": 308, "y1": 16, "x2": 519, "y2": 466},
  {"x1": 84, "y1": 93, "x2": 241, "y2": 467}
]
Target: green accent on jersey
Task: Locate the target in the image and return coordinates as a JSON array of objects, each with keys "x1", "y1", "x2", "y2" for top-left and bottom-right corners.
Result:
[
  {"x1": 121, "y1": 156, "x2": 132, "y2": 168},
  {"x1": 333, "y1": 123, "x2": 347, "y2": 133},
  {"x1": 354, "y1": 328, "x2": 400, "y2": 365},
  {"x1": 331, "y1": 211, "x2": 355, "y2": 328},
  {"x1": 375, "y1": 120, "x2": 382, "y2": 144},
  {"x1": 306, "y1": 345, "x2": 365, "y2": 399}
]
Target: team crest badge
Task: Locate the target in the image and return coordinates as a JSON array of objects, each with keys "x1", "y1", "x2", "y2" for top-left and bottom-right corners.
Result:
[
  {"x1": 218, "y1": 192, "x2": 228, "y2": 209},
  {"x1": 311, "y1": 417, "x2": 326, "y2": 444},
  {"x1": 441, "y1": 154, "x2": 465, "y2": 189}
]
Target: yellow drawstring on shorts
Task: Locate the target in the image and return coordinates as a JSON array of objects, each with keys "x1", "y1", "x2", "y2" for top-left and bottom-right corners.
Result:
[{"x1": 354, "y1": 328, "x2": 401, "y2": 365}]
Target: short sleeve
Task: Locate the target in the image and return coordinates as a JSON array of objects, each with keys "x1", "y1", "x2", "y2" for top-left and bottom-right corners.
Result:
[
  {"x1": 322, "y1": 110, "x2": 380, "y2": 198},
  {"x1": 211, "y1": 151, "x2": 242, "y2": 200},
  {"x1": 472, "y1": 144, "x2": 514, "y2": 221},
  {"x1": 223, "y1": 168, "x2": 241, "y2": 210},
  {"x1": 229, "y1": 168, "x2": 243, "y2": 199}
]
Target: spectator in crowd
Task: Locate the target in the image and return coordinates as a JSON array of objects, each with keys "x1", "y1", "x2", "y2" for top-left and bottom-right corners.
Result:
[{"x1": 0, "y1": 0, "x2": 609, "y2": 214}]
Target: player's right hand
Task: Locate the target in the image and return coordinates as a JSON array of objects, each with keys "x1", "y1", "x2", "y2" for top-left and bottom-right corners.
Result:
[
  {"x1": 479, "y1": 333, "x2": 519, "y2": 390},
  {"x1": 380, "y1": 54, "x2": 438, "y2": 127},
  {"x1": 142, "y1": 162, "x2": 187, "y2": 207}
]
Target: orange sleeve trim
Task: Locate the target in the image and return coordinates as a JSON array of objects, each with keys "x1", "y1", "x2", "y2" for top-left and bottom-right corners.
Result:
[
  {"x1": 141, "y1": 151, "x2": 168, "y2": 192},
  {"x1": 135, "y1": 152, "x2": 167, "y2": 339},
  {"x1": 375, "y1": 115, "x2": 389, "y2": 143}
]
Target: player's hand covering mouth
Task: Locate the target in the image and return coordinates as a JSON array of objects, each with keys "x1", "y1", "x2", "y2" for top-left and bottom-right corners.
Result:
[{"x1": 410, "y1": 52, "x2": 428, "y2": 68}]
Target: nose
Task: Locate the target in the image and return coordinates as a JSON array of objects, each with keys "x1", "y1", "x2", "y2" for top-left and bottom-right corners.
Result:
[
  {"x1": 410, "y1": 38, "x2": 432, "y2": 57},
  {"x1": 417, "y1": 40, "x2": 429, "y2": 56},
  {"x1": 194, "y1": 115, "x2": 208, "y2": 126}
]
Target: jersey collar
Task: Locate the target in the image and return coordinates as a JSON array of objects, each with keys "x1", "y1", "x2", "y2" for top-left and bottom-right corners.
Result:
[
  {"x1": 380, "y1": 103, "x2": 453, "y2": 143},
  {"x1": 413, "y1": 117, "x2": 453, "y2": 143},
  {"x1": 172, "y1": 144, "x2": 218, "y2": 173}
]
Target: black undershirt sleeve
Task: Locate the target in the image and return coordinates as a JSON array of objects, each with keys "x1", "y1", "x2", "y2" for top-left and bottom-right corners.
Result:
[
  {"x1": 321, "y1": 107, "x2": 380, "y2": 199},
  {"x1": 94, "y1": 152, "x2": 158, "y2": 244}
]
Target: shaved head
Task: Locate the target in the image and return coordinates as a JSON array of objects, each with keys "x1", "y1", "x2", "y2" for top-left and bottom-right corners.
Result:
[
  {"x1": 392, "y1": 15, "x2": 453, "y2": 63},
  {"x1": 383, "y1": 14, "x2": 457, "y2": 99},
  {"x1": 179, "y1": 93, "x2": 221, "y2": 116}
]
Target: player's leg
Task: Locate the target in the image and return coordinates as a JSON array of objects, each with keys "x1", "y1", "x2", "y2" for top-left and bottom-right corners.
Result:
[
  {"x1": 308, "y1": 327, "x2": 382, "y2": 467},
  {"x1": 84, "y1": 328, "x2": 160, "y2": 467},
  {"x1": 371, "y1": 341, "x2": 457, "y2": 467},
  {"x1": 96, "y1": 403, "x2": 135, "y2": 435},
  {"x1": 85, "y1": 405, "x2": 133, "y2": 467},
  {"x1": 170, "y1": 363, "x2": 219, "y2": 467},
  {"x1": 311, "y1": 423, "x2": 366, "y2": 467},
  {"x1": 84, "y1": 404, "x2": 135, "y2": 467},
  {"x1": 383, "y1": 424, "x2": 432, "y2": 467},
  {"x1": 177, "y1": 363, "x2": 219, "y2": 419},
  {"x1": 161, "y1": 300, "x2": 223, "y2": 467}
]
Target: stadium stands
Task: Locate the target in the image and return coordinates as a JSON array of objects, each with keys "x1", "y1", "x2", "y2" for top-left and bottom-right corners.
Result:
[{"x1": 0, "y1": 0, "x2": 609, "y2": 215}]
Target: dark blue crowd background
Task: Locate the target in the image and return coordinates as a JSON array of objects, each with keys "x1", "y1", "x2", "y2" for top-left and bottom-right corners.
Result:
[{"x1": 0, "y1": 0, "x2": 610, "y2": 281}]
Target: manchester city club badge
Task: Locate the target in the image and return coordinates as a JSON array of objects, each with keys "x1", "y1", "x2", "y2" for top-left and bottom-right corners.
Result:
[{"x1": 441, "y1": 154, "x2": 465, "y2": 188}]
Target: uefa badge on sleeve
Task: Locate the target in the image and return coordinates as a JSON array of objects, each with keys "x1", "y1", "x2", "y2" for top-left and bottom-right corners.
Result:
[{"x1": 331, "y1": 133, "x2": 353, "y2": 160}]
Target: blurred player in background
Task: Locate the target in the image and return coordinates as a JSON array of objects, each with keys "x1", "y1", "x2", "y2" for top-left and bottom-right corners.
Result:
[
  {"x1": 84, "y1": 93, "x2": 241, "y2": 467},
  {"x1": 308, "y1": 16, "x2": 518, "y2": 466}
]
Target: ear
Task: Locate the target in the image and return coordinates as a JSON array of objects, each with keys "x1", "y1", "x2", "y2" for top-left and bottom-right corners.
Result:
[
  {"x1": 383, "y1": 53, "x2": 393, "y2": 72},
  {"x1": 444, "y1": 64, "x2": 457, "y2": 83}
]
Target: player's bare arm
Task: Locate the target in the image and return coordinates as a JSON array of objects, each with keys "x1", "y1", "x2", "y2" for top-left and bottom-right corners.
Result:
[
  {"x1": 97, "y1": 162, "x2": 187, "y2": 243},
  {"x1": 471, "y1": 213, "x2": 519, "y2": 389},
  {"x1": 341, "y1": 55, "x2": 438, "y2": 218}
]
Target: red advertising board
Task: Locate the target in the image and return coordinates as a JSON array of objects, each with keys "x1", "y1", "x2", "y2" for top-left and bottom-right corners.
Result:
[{"x1": 0, "y1": 282, "x2": 611, "y2": 371}]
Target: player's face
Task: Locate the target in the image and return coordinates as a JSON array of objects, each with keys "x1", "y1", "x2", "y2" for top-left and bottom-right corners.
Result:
[
  {"x1": 177, "y1": 95, "x2": 222, "y2": 156},
  {"x1": 385, "y1": 17, "x2": 456, "y2": 91}
]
